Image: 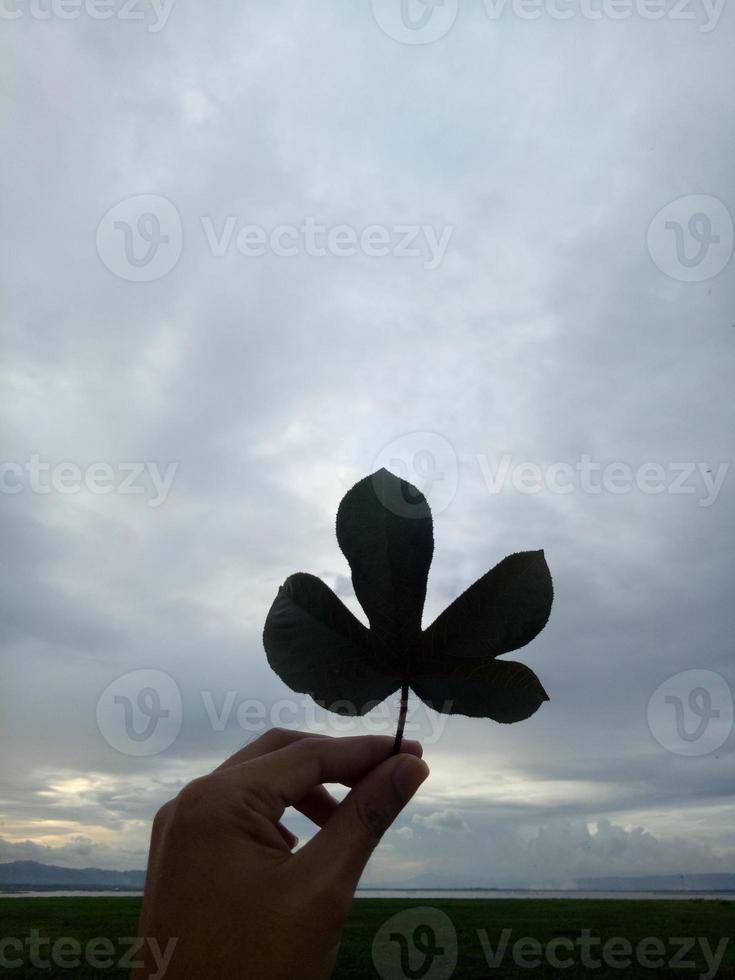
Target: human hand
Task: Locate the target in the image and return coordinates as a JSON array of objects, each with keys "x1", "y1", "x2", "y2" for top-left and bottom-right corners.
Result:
[{"x1": 131, "y1": 729, "x2": 429, "y2": 980}]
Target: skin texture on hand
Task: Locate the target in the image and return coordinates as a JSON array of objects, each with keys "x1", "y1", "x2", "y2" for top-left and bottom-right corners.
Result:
[{"x1": 131, "y1": 729, "x2": 429, "y2": 980}]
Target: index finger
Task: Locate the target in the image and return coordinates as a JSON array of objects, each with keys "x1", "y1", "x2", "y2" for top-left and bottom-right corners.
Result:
[
  {"x1": 224, "y1": 735, "x2": 423, "y2": 819},
  {"x1": 214, "y1": 728, "x2": 327, "y2": 772}
]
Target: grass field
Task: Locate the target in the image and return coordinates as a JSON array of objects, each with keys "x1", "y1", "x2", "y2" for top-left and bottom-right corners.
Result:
[{"x1": 0, "y1": 897, "x2": 732, "y2": 978}]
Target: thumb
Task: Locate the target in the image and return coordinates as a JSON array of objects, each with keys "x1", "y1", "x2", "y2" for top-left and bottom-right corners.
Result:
[{"x1": 299, "y1": 753, "x2": 429, "y2": 889}]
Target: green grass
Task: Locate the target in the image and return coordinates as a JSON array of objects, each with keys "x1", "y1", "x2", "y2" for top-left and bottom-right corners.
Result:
[{"x1": 0, "y1": 897, "x2": 732, "y2": 978}]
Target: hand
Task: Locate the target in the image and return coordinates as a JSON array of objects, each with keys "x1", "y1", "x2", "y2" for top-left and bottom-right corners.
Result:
[{"x1": 132, "y1": 728, "x2": 429, "y2": 980}]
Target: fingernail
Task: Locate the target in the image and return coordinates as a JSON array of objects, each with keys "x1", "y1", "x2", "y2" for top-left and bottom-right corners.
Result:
[
  {"x1": 392, "y1": 756, "x2": 430, "y2": 803},
  {"x1": 402, "y1": 739, "x2": 424, "y2": 757}
]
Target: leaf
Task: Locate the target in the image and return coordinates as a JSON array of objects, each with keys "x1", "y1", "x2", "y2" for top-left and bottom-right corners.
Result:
[
  {"x1": 262, "y1": 470, "x2": 554, "y2": 740},
  {"x1": 336, "y1": 468, "x2": 433, "y2": 665},
  {"x1": 412, "y1": 659, "x2": 549, "y2": 723},
  {"x1": 422, "y1": 550, "x2": 553, "y2": 661},
  {"x1": 263, "y1": 573, "x2": 400, "y2": 715}
]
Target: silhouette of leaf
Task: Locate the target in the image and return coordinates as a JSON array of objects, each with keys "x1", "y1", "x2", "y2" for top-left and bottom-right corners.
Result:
[
  {"x1": 412, "y1": 659, "x2": 549, "y2": 723},
  {"x1": 336, "y1": 468, "x2": 433, "y2": 670},
  {"x1": 422, "y1": 551, "x2": 553, "y2": 660},
  {"x1": 263, "y1": 573, "x2": 400, "y2": 715},
  {"x1": 262, "y1": 469, "x2": 554, "y2": 748}
]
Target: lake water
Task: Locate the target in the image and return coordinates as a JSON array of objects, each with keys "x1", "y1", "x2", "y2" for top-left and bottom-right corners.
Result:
[{"x1": 1, "y1": 889, "x2": 732, "y2": 900}]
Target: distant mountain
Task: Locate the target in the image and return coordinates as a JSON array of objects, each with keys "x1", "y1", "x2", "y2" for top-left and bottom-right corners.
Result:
[
  {"x1": 574, "y1": 873, "x2": 735, "y2": 892},
  {"x1": 0, "y1": 861, "x2": 145, "y2": 890}
]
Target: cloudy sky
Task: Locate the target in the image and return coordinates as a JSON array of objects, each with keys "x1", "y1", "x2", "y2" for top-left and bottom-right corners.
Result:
[{"x1": 1, "y1": 0, "x2": 734, "y2": 888}]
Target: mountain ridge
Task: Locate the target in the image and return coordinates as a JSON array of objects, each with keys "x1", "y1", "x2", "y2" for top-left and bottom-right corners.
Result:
[{"x1": 0, "y1": 860, "x2": 145, "y2": 889}]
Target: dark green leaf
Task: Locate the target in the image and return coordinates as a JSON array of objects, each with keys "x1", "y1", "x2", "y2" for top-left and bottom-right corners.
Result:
[
  {"x1": 423, "y1": 550, "x2": 553, "y2": 661},
  {"x1": 263, "y1": 573, "x2": 400, "y2": 715},
  {"x1": 336, "y1": 468, "x2": 433, "y2": 663},
  {"x1": 262, "y1": 472, "x2": 554, "y2": 732},
  {"x1": 412, "y1": 659, "x2": 549, "y2": 723}
]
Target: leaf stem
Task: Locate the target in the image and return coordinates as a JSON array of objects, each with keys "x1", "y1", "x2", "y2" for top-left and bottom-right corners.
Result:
[{"x1": 392, "y1": 680, "x2": 410, "y2": 755}]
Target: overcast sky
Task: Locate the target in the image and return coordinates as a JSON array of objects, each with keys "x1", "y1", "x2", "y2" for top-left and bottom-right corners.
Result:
[{"x1": 1, "y1": 0, "x2": 734, "y2": 888}]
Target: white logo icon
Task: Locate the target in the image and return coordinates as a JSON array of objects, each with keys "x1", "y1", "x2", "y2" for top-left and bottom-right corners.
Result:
[
  {"x1": 96, "y1": 194, "x2": 183, "y2": 281},
  {"x1": 647, "y1": 195, "x2": 733, "y2": 283},
  {"x1": 373, "y1": 432, "x2": 459, "y2": 517},
  {"x1": 371, "y1": 0, "x2": 458, "y2": 44},
  {"x1": 373, "y1": 907, "x2": 457, "y2": 979},
  {"x1": 647, "y1": 669, "x2": 733, "y2": 757},
  {"x1": 97, "y1": 669, "x2": 183, "y2": 756}
]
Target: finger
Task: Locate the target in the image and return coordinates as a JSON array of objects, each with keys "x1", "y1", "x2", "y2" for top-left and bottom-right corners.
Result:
[
  {"x1": 297, "y1": 753, "x2": 429, "y2": 890},
  {"x1": 215, "y1": 728, "x2": 327, "y2": 772},
  {"x1": 223, "y1": 735, "x2": 423, "y2": 820},
  {"x1": 275, "y1": 821, "x2": 299, "y2": 850},
  {"x1": 216, "y1": 730, "x2": 420, "y2": 791},
  {"x1": 292, "y1": 785, "x2": 339, "y2": 827}
]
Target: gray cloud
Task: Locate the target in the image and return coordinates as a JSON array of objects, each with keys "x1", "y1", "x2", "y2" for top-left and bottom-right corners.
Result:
[
  {"x1": 413, "y1": 809, "x2": 470, "y2": 834},
  {"x1": 1, "y1": 1, "x2": 733, "y2": 886}
]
